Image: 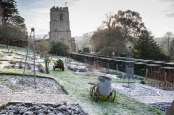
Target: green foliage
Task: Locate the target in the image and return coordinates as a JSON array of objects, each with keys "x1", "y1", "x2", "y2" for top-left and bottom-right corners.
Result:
[
  {"x1": 49, "y1": 40, "x2": 70, "y2": 56},
  {"x1": 133, "y1": 30, "x2": 170, "y2": 61},
  {"x1": 0, "y1": 24, "x2": 28, "y2": 46},
  {"x1": 0, "y1": 0, "x2": 28, "y2": 48},
  {"x1": 78, "y1": 50, "x2": 82, "y2": 53},
  {"x1": 0, "y1": 0, "x2": 18, "y2": 24},
  {"x1": 0, "y1": 0, "x2": 26, "y2": 29}
]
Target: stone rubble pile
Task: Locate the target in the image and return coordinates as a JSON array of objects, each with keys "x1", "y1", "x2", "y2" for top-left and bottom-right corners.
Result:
[
  {"x1": 149, "y1": 102, "x2": 171, "y2": 113},
  {"x1": 0, "y1": 102, "x2": 85, "y2": 115}
]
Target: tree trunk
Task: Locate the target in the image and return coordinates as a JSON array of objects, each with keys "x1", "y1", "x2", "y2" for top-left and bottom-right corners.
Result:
[{"x1": 6, "y1": 40, "x2": 9, "y2": 52}]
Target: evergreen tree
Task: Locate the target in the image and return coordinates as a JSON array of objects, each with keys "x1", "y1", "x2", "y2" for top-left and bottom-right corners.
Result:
[
  {"x1": 0, "y1": 0, "x2": 27, "y2": 49},
  {"x1": 0, "y1": 0, "x2": 18, "y2": 25},
  {"x1": 133, "y1": 30, "x2": 170, "y2": 61}
]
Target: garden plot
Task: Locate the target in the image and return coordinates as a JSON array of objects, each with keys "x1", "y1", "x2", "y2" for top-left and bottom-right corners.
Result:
[
  {"x1": 0, "y1": 75, "x2": 84, "y2": 115},
  {"x1": 0, "y1": 75, "x2": 64, "y2": 94}
]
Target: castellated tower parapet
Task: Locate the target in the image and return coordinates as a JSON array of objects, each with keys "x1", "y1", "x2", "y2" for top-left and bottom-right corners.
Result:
[{"x1": 50, "y1": 6, "x2": 68, "y2": 12}]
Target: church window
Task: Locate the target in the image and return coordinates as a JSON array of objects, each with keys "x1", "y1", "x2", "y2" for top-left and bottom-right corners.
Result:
[{"x1": 60, "y1": 14, "x2": 63, "y2": 21}]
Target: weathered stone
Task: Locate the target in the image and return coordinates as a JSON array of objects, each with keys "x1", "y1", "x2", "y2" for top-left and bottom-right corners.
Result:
[
  {"x1": 57, "y1": 112, "x2": 64, "y2": 115},
  {"x1": 19, "y1": 109, "x2": 25, "y2": 114},
  {"x1": 70, "y1": 106, "x2": 76, "y2": 110},
  {"x1": 44, "y1": 110, "x2": 48, "y2": 114},
  {"x1": 53, "y1": 104, "x2": 61, "y2": 108},
  {"x1": 167, "y1": 100, "x2": 174, "y2": 115},
  {"x1": 47, "y1": 109, "x2": 52, "y2": 113},
  {"x1": 71, "y1": 111, "x2": 75, "y2": 115}
]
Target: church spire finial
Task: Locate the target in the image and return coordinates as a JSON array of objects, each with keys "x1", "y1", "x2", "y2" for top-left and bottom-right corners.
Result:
[{"x1": 54, "y1": 0, "x2": 56, "y2": 7}]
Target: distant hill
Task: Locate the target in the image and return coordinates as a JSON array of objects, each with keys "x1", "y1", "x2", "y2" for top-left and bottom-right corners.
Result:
[{"x1": 34, "y1": 34, "x2": 49, "y2": 40}]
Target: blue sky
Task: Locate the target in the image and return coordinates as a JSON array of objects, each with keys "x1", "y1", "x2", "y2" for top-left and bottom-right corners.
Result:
[{"x1": 16, "y1": 0, "x2": 174, "y2": 37}]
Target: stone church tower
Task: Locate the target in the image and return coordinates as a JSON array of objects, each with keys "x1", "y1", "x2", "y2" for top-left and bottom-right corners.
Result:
[{"x1": 50, "y1": 6, "x2": 75, "y2": 52}]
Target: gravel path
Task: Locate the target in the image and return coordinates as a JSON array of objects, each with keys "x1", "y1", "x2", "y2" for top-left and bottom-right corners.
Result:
[
  {"x1": 112, "y1": 83, "x2": 174, "y2": 103},
  {"x1": 112, "y1": 82, "x2": 174, "y2": 112},
  {"x1": 10, "y1": 92, "x2": 76, "y2": 105}
]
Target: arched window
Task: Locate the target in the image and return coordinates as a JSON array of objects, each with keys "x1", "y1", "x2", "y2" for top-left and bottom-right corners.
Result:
[{"x1": 60, "y1": 14, "x2": 63, "y2": 21}]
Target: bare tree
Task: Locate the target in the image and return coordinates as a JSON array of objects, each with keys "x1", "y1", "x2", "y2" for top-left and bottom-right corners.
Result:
[
  {"x1": 75, "y1": 32, "x2": 93, "y2": 52},
  {"x1": 163, "y1": 32, "x2": 174, "y2": 55}
]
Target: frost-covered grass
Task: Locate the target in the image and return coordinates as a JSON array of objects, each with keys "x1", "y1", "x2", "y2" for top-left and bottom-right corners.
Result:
[
  {"x1": 0, "y1": 43, "x2": 28, "y2": 55},
  {"x1": 49, "y1": 69, "x2": 164, "y2": 115},
  {"x1": 0, "y1": 67, "x2": 164, "y2": 115}
]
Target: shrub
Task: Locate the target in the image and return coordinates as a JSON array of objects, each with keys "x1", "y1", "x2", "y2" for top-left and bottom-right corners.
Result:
[
  {"x1": 38, "y1": 64, "x2": 45, "y2": 73},
  {"x1": 9, "y1": 60, "x2": 16, "y2": 64},
  {"x1": 19, "y1": 60, "x2": 23, "y2": 69},
  {"x1": 83, "y1": 47, "x2": 90, "y2": 53},
  {"x1": 11, "y1": 64, "x2": 15, "y2": 68},
  {"x1": 78, "y1": 50, "x2": 82, "y2": 53},
  {"x1": 27, "y1": 63, "x2": 32, "y2": 70},
  {"x1": 49, "y1": 40, "x2": 70, "y2": 56}
]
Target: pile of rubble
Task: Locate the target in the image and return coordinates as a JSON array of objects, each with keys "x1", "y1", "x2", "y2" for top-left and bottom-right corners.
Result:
[{"x1": 0, "y1": 103, "x2": 85, "y2": 115}]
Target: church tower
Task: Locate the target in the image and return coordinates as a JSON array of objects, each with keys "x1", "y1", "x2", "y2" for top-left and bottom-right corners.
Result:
[{"x1": 49, "y1": 6, "x2": 71, "y2": 48}]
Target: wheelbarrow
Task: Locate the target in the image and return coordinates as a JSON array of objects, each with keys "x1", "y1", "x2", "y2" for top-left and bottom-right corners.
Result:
[
  {"x1": 88, "y1": 76, "x2": 116, "y2": 101},
  {"x1": 53, "y1": 59, "x2": 64, "y2": 71}
]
